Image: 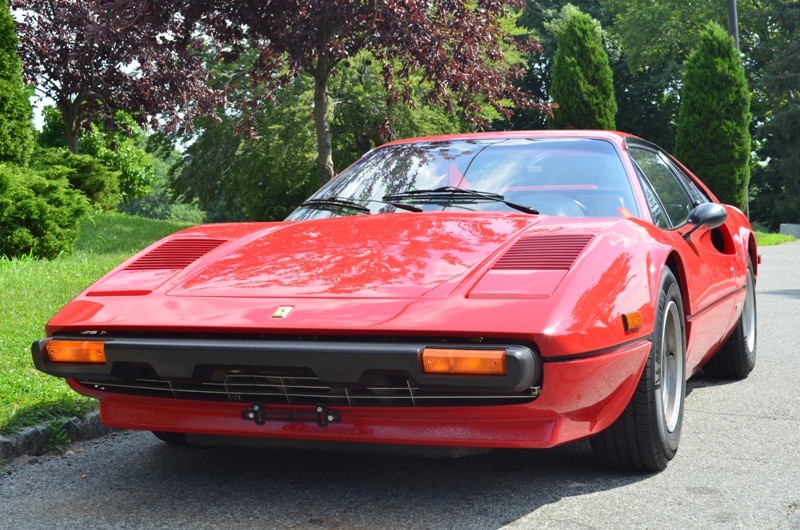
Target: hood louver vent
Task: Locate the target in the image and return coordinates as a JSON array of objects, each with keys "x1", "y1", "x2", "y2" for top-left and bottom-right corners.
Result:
[
  {"x1": 492, "y1": 235, "x2": 594, "y2": 271},
  {"x1": 125, "y1": 238, "x2": 227, "y2": 271}
]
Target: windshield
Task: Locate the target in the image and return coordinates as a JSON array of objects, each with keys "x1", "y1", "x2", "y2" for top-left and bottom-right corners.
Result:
[{"x1": 286, "y1": 138, "x2": 639, "y2": 221}]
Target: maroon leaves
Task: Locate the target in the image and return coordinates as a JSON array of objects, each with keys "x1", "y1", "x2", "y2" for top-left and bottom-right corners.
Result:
[
  {"x1": 12, "y1": 0, "x2": 219, "y2": 151},
  {"x1": 15, "y1": 0, "x2": 544, "y2": 181}
]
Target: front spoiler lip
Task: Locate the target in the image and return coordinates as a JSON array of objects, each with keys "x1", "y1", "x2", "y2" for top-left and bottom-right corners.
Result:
[{"x1": 32, "y1": 336, "x2": 540, "y2": 394}]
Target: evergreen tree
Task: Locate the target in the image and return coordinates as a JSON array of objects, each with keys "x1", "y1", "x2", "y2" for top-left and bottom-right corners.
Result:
[
  {"x1": 0, "y1": 0, "x2": 35, "y2": 165},
  {"x1": 549, "y1": 4, "x2": 616, "y2": 129},
  {"x1": 675, "y1": 23, "x2": 751, "y2": 212}
]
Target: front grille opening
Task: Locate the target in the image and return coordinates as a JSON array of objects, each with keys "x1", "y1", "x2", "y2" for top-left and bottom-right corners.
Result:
[{"x1": 80, "y1": 367, "x2": 540, "y2": 407}]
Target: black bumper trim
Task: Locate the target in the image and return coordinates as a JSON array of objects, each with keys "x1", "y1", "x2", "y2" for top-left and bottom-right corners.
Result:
[{"x1": 32, "y1": 337, "x2": 539, "y2": 394}]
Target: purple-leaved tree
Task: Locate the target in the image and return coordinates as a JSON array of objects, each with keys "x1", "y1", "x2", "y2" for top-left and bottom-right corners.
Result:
[{"x1": 17, "y1": 0, "x2": 544, "y2": 182}]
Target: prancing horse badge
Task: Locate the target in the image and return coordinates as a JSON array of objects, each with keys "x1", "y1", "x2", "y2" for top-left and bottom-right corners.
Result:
[{"x1": 272, "y1": 306, "x2": 294, "y2": 319}]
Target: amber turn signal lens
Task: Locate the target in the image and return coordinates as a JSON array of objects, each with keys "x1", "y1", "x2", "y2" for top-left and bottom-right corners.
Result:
[
  {"x1": 622, "y1": 311, "x2": 643, "y2": 333},
  {"x1": 421, "y1": 348, "x2": 506, "y2": 375},
  {"x1": 45, "y1": 340, "x2": 106, "y2": 363}
]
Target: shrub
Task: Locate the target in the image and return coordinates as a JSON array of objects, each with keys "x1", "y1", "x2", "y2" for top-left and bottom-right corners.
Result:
[
  {"x1": 0, "y1": 164, "x2": 88, "y2": 259},
  {"x1": 0, "y1": 0, "x2": 36, "y2": 165},
  {"x1": 120, "y1": 178, "x2": 206, "y2": 224},
  {"x1": 31, "y1": 148, "x2": 121, "y2": 211},
  {"x1": 79, "y1": 112, "x2": 155, "y2": 204},
  {"x1": 548, "y1": 5, "x2": 616, "y2": 130},
  {"x1": 675, "y1": 23, "x2": 751, "y2": 212}
]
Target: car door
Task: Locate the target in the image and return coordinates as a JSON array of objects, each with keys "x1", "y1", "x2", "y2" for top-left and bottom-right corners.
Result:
[{"x1": 628, "y1": 144, "x2": 739, "y2": 367}]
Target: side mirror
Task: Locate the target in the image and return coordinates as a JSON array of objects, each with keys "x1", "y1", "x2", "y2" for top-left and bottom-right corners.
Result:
[{"x1": 683, "y1": 203, "x2": 727, "y2": 240}]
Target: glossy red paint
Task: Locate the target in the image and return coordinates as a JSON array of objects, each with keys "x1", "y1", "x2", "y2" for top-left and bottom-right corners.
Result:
[
  {"x1": 68, "y1": 339, "x2": 649, "y2": 448},
  {"x1": 45, "y1": 215, "x2": 657, "y2": 358},
  {"x1": 34, "y1": 130, "x2": 756, "y2": 454}
]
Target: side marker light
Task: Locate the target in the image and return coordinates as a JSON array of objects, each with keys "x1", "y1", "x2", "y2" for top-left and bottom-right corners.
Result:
[
  {"x1": 45, "y1": 340, "x2": 107, "y2": 363},
  {"x1": 622, "y1": 312, "x2": 643, "y2": 333}
]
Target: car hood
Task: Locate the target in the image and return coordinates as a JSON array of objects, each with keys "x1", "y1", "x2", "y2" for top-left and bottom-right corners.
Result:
[{"x1": 166, "y1": 214, "x2": 539, "y2": 299}]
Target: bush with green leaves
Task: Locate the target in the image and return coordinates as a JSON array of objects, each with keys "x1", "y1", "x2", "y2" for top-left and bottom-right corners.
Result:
[
  {"x1": 548, "y1": 4, "x2": 616, "y2": 130},
  {"x1": 120, "y1": 178, "x2": 206, "y2": 224},
  {"x1": 0, "y1": 164, "x2": 88, "y2": 259},
  {"x1": 0, "y1": 0, "x2": 36, "y2": 165},
  {"x1": 675, "y1": 23, "x2": 751, "y2": 212},
  {"x1": 31, "y1": 148, "x2": 121, "y2": 210},
  {"x1": 79, "y1": 112, "x2": 155, "y2": 204}
]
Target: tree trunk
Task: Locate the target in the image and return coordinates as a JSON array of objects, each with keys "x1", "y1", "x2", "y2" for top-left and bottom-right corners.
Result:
[
  {"x1": 313, "y1": 66, "x2": 335, "y2": 185},
  {"x1": 59, "y1": 101, "x2": 80, "y2": 154}
]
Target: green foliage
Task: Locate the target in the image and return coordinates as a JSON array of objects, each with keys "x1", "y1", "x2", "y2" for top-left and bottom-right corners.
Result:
[
  {"x1": 754, "y1": 231, "x2": 795, "y2": 247},
  {"x1": 0, "y1": 163, "x2": 88, "y2": 259},
  {"x1": 601, "y1": 0, "x2": 733, "y2": 150},
  {"x1": 0, "y1": 0, "x2": 35, "y2": 165},
  {"x1": 602, "y1": 0, "x2": 730, "y2": 75},
  {"x1": 38, "y1": 105, "x2": 69, "y2": 149},
  {"x1": 548, "y1": 4, "x2": 616, "y2": 129},
  {"x1": 510, "y1": 0, "x2": 607, "y2": 130},
  {"x1": 42, "y1": 419, "x2": 71, "y2": 454},
  {"x1": 675, "y1": 23, "x2": 751, "y2": 212},
  {"x1": 747, "y1": 4, "x2": 800, "y2": 228},
  {"x1": 79, "y1": 112, "x2": 156, "y2": 203},
  {"x1": 120, "y1": 178, "x2": 206, "y2": 224},
  {"x1": 31, "y1": 148, "x2": 121, "y2": 210},
  {"x1": 0, "y1": 212, "x2": 190, "y2": 434},
  {"x1": 173, "y1": 55, "x2": 467, "y2": 221},
  {"x1": 330, "y1": 53, "x2": 465, "y2": 169},
  {"x1": 607, "y1": 43, "x2": 678, "y2": 150},
  {"x1": 119, "y1": 132, "x2": 205, "y2": 223}
]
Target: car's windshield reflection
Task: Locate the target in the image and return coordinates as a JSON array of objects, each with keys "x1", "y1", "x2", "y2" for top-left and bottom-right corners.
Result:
[{"x1": 287, "y1": 138, "x2": 639, "y2": 220}]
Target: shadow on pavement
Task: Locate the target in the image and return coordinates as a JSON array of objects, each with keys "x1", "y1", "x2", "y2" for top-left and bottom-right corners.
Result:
[{"x1": 94, "y1": 435, "x2": 653, "y2": 529}]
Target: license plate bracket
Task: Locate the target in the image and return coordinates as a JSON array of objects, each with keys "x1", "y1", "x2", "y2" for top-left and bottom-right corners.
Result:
[{"x1": 241, "y1": 402, "x2": 341, "y2": 428}]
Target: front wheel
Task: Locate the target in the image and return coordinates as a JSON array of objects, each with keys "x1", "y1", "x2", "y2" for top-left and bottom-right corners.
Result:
[{"x1": 590, "y1": 268, "x2": 686, "y2": 471}]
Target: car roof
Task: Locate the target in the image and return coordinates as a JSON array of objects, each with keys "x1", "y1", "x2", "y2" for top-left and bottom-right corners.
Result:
[{"x1": 380, "y1": 130, "x2": 639, "y2": 148}]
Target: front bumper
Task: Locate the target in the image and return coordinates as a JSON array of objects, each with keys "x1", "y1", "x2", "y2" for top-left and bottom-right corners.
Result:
[
  {"x1": 35, "y1": 336, "x2": 650, "y2": 448},
  {"x1": 32, "y1": 336, "x2": 539, "y2": 396}
]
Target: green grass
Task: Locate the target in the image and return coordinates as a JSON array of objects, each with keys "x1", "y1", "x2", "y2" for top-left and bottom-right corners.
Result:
[
  {"x1": 755, "y1": 231, "x2": 796, "y2": 247},
  {"x1": 0, "y1": 212, "x2": 191, "y2": 434}
]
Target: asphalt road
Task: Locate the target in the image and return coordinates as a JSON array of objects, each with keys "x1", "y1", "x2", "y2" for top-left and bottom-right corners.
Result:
[{"x1": 2, "y1": 242, "x2": 799, "y2": 530}]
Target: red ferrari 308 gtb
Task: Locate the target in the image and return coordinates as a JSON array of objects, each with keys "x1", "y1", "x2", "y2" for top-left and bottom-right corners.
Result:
[{"x1": 32, "y1": 131, "x2": 757, "y2": 471}]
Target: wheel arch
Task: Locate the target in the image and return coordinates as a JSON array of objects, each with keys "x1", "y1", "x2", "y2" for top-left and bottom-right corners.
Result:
[
  {"x1": 664, "y1": 251, "x2": 691, "y2": 345},
  {"x1": 747, "y1": 232, "x2": 758, "y2": 281}
]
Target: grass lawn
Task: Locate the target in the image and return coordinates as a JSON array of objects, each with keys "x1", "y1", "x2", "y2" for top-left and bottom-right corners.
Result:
[
  {"x1": 755, "y1": 231, "x2": 796, "y2": 246},
  {"x1": 0, "y1": 212, "x2": 190, "y2": 434}
]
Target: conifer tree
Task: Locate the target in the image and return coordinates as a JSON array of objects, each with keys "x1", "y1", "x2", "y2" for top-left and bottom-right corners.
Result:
[
  {"x1": 0, "y1": 0, "x2": 35, "y2": 165},
  {"x1": 676, "y1": 23, "x2": 751, "y2": 212},
  {"x1": 549, "y1": 5, "x2": 616, "y2": 129}
]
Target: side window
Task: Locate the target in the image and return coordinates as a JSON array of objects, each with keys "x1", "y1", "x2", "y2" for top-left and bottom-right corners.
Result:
[
  {"x1": 629, "y1": 147, "x2": 695, "y2": 227},
  {"x1": 667, "y1": 159, "x2": 710, "y2": 205},
  {"x1": 638, "y1": 174, "x2": 670, "y2": 229}
]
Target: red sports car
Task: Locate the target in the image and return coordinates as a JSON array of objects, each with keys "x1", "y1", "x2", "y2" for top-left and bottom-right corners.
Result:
[{"x1": 32, "y1": 131, "x2": 757, "y2": 471}]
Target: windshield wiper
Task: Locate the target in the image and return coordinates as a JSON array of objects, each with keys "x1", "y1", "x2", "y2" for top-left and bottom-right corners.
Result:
[
  {"x1": 383, "y1": 186, "x2": 539, "y2": 215},
  {"x1": 299, "y1": 196, "x2": 423, "y2": 214},
  {"x1": 299, "y1": 197, "x2": 371, "y2": 214}
]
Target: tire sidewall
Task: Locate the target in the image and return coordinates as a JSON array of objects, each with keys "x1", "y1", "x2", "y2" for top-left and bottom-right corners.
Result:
[
  {"x1": 742, "y1": 264, "x2": 757, "y2": 367},
  {"x1": 652, "y1": 269, "x2": 686, "y2": 455}
]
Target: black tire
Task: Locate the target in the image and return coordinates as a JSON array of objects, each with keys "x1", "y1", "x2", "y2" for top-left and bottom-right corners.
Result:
[
  {"x1": 702, "y1": 259, "x2": 756, "y2": 379},
  {"x1": 151, "y1": 431, "x2": 188, "y2": 445},
  {"x1": 590, "y1": 268, "x2": 686, "y2": 472}
]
